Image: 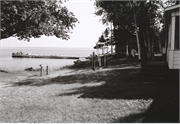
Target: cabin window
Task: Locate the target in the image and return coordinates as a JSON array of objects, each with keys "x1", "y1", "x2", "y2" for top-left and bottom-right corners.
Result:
[{"x1": 175, "y1": 16, "x2": 179, "y2": 49}]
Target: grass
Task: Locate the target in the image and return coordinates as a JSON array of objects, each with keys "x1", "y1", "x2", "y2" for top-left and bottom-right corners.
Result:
[
  {"x1": 66, "y1": 57, "x2": 141, "y2": 70},
  {"x1": 0, "y1": 58, "x2": 179, "y2": 123}
]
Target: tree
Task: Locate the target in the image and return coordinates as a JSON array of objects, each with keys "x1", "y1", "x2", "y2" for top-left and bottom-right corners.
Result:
[
  {"x1": 94, "y1": 1, "x2": 141, "y2": 57},
  {"x1": 98, "y1": 34, "x2": 106, "y2": 43},
  {"x1": 131, "y1": 1, "x2": 160, "y2": 59},
  {"x1": 94, "y1": 0, "x2": 164, "y2": 60},
  {"x1": 1, "y1": 0, "x2": 78, "y2": 41},
  {"x1": 94, "y1": 1, "x2": 131, "y2": 54},
  {"x1": 128, "y1": 1, "x2": 141, "y2": 59}
]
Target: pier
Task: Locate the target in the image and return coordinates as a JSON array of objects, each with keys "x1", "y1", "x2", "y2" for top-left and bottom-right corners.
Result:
[{"x1": 12, "y1": 52, "x2": 81, "y2": 59}]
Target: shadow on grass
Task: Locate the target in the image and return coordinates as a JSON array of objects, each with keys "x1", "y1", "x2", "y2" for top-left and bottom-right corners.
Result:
[
  {"x1": 68, "y1": 57, "x2": 141, "y2": 69},
  {"x1": 12, "y1": 61, "x2": 179, "y2": 123},
  {"x1": 56, "y1": 68, "x2": 178, "y2": 123}
]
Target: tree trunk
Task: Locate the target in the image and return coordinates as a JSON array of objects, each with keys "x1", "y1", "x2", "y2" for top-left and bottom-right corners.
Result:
[
  {"x1": 92, "y1": 52, "x2": 95, "y2": 70},
  {"x1": 128, "y1": 40, "x2": 131, "y2": 57},
  {"x1": 111, "y1": 22, "x2": 113, "y2": 54},
  {"x1": 158, "y1": 40, "x2": 162, "y2": 53},
  {"x1": 146, "y1": 29, "x2": 152, "y2": 60},
  {"x1": 151, "y1": 35, "x2": 155, "y2": 60},
  {"x1": 147, "y1": 36, "x2": 151, "y2": 59},
  {"x1": 142, "y1": 29, "x2": 148, "y2": 61},
  {"x1": 136, "y1": 33, "x2": 141, "y2": 60},
  {"x1": 134, "y1": 15, "x2": 141, "y2": 60},
  {"x1": 142, "y1": 29, "x2": 147, "y2": 47}
]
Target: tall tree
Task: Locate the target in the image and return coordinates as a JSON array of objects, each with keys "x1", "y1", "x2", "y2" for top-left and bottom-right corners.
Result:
[
  {"x1": 129, "y1": 1, "x2": 141, "y2": 59},
  {"x1": 1, "y1": 0, "x2": 78, "y2": 41},
  {"x1": 135, "y1": 1, "x2": 163, "y2": 59},
  {"x1": 94, "y1": 1, "x2": 131, "y2": 54},
  {"x1": 94, "y1": 0, "x2": 164, "y2": 60}
]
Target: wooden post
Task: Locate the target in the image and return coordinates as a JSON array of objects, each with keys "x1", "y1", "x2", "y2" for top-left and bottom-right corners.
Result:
[
  {"x1": 126, "y1": 43, "x2": 129, "y2": 57},
  {"x1": 104, "y1": 54, "x2": 106, "y2": 67},
  {"x1": 46, "y1": 65, "x2": 48, "y2": 75},
  {"x1": 40, "y1": 65, "x2": 43, "y2": 76},
  {"x1": 92, "y1": 52, "x2": 95, "y2": 70},
  {"x1": 92, "y1": 52, "x2": 94, "y2": 70},
  {"x1": 98, "y1": 55, "x2": 101, "y2": 67}
]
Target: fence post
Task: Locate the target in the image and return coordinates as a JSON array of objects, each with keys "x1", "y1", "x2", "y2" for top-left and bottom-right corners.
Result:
[
  {"x1": 98, "y1": 55, "x2": 101, "y2": 68},
  {"x1": 40, "y1": 65, "x2": 43, "y2": 76},
  {"x1": 104, "y1": 54, "x2": 106, "y2": 67},
  {"x1": 46, "y1": 65, "x2": 48, "y2": 75},
  {"x1": 92, "y1": 52, "x2": 95, "y2": 70}
]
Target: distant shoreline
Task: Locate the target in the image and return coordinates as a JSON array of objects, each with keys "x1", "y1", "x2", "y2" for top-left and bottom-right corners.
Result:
[{"x1": 0, "y1": 47, "x2": 94, "y2": 50}]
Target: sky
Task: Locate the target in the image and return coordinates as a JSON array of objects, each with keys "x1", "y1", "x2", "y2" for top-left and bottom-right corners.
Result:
[{"x1": 0, "y1": 0, "x2": 106, "y2": 48}]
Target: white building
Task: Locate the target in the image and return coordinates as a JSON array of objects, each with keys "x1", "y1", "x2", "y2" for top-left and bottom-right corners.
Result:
[{"x1": 164, "y1": 4, "x2": 180, "y2": 69}]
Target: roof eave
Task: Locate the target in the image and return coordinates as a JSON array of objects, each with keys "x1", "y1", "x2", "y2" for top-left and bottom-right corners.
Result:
[{"x1": 165, "y1": 4, "x2": 180, "y2": 11}]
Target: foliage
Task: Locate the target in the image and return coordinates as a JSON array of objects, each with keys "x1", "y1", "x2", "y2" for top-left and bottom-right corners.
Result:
[
  {"x1": 94, "y1": 0, "x2": 171, "y2": 60},
  {"x1": 104, "y1": 27, "x2": 110, "y2": 38},
  {"x1": 1, "y1": 0, "x2": 78, "y2": 41},
  {"x1": 98, "y1": 34, "x2": 106, "y2": 43}
]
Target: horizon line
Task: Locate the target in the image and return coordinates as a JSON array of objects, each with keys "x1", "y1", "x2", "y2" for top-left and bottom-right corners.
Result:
[{"x1": 0, "y1": 46, "x2": 94, "y2": 49}]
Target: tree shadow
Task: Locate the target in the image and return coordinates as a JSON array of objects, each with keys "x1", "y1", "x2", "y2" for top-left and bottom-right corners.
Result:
[
  {"x1": 12, "y1": 69, "x2": 101, "y2": 86},
  {"x1": 55, "y1": 68, "x2": 158, "y2": 99},
  {"x1": 55, "y1": 68, "x2": 179, "y2": 123},
  {"x1": 12, "y1": 58, "x2": 140, "y2": 87},
  {"x1": 11, "y1": 66, "x2": 179, "y2": 123}
]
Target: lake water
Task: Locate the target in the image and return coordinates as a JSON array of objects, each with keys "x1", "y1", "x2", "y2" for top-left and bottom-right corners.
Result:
[{"x1": 0, "y1": 47, "x2": 94, "y2": 71}]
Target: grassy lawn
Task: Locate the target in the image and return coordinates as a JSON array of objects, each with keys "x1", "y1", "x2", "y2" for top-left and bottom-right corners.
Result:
[{"x1": 1, "y1": 58, "x2": 179, "y2": 123}]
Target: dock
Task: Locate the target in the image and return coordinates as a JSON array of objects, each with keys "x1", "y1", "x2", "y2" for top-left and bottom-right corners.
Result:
[{"x1": 12, "y1": 52, "x2": 81, "y2": 59}]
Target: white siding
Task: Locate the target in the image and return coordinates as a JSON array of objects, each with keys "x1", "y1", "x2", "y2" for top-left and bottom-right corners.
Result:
[
  {"x1": 168, "y1": 50, "x2": 174, "y2": 69},
  {"x1": 167, "y1": 49, "x2": 169, "y2": 63},
  {"x1": 174, "y1": 50, "x2": 180, "y2": 54},
  {"x1": 174, "y1": 53, "x2": 180, "y2": 58},
  {"x1": 174, "y1": 65, "x2": 180, "y2": 68},
  {"x1": 173, "y1": 51, "x2": 180, "y2": 69},
  {"x1": 174, "y1": 58, "x2": 180, "y2": 62}
]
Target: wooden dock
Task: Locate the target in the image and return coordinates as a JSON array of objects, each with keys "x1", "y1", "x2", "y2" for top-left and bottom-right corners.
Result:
[{"x1": 12, "y1": 52, "x2": 81, "y2": 59}]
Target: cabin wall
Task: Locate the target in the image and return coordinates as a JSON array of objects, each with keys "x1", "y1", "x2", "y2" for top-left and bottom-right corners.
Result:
[
  {"x1": 167, "y1": 50, "x2": 173, "y2": 69},
  {"x1": 167, "y1": 50, "x2": 180, "y2": 69},
  {"x1": 166, "y1": 9, "x2": 180, "y2": 69},
  {"x1": 173, "y1": 50, "x2": 180, "y2": 69}
]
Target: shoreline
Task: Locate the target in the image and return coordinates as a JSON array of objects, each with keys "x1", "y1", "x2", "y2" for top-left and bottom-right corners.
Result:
[
  {"x1": 0, "y1": 66, "x2": 75, "y2": 85},
  {"x1": 0, "y1": 58, "x2": 140, "y2": 86}
]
